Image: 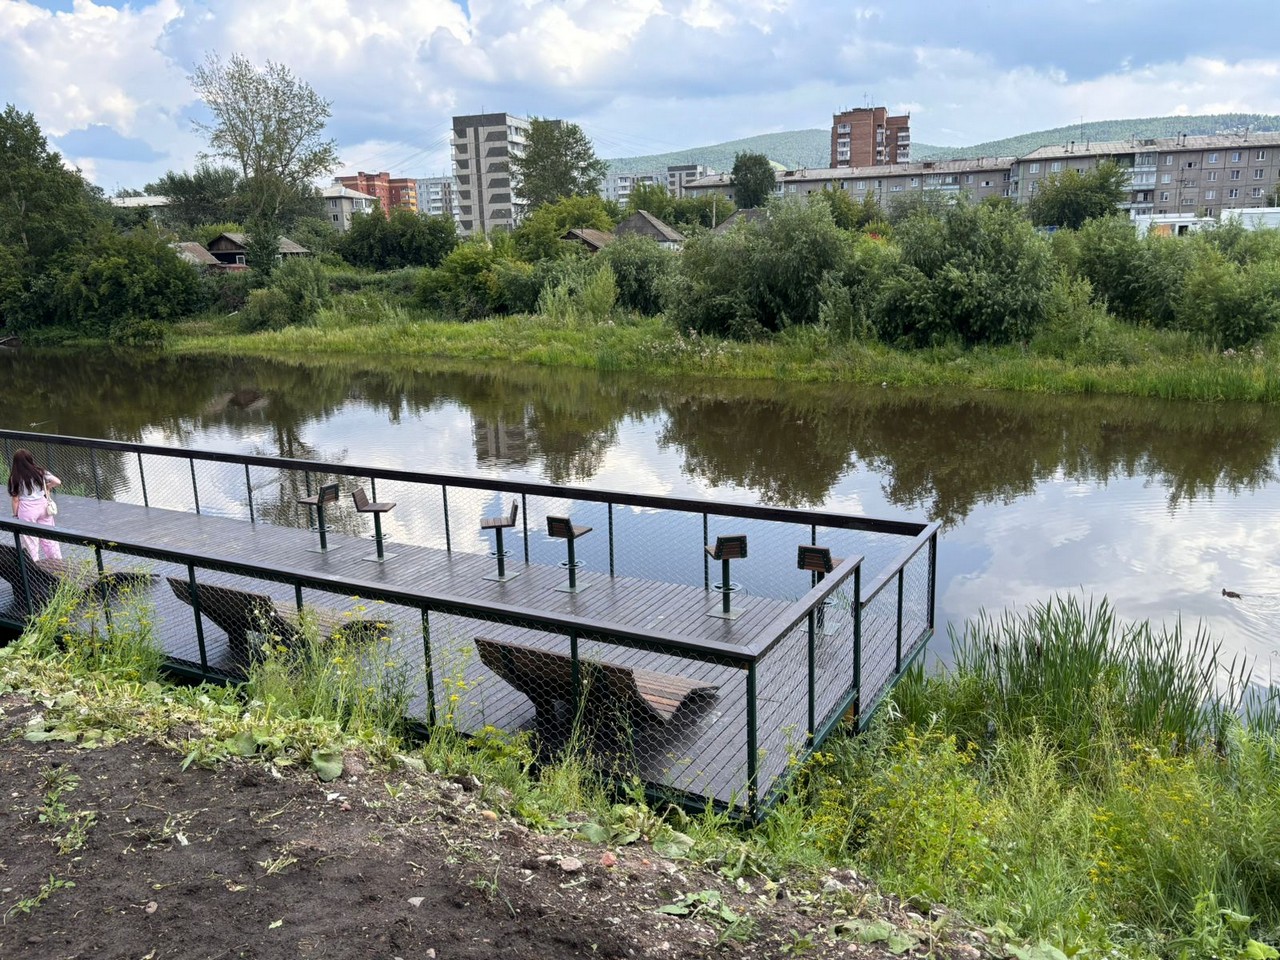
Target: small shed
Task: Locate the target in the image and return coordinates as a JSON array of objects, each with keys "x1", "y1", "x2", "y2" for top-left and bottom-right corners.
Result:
[
  {"x1": 171, "y1": 242, "x2": 220, "y2": 267},
  {"x1": 206, "y1": 233, "x2": 311, "y2": 267},
  {"x1": 615, "y1": 210, "x2": 685, "y2": 250},
  {"x1": 711, "y1": 208, "x2": 770, "y2": 235},
  {"x1": 561, "y1": 227, "x2": 614, "y2": 253}
]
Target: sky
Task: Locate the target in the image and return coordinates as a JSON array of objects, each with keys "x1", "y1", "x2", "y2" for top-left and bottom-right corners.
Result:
[{"x1": 4, "y1": 0, "x2": 1280, "y2": 192}]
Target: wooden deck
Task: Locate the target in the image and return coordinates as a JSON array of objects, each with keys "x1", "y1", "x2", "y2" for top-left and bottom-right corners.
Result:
[{"x1": 0, "y1": 495, "x2": 888, "y2": 807}]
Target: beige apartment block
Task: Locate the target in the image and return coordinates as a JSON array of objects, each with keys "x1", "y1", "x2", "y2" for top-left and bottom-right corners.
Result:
[
  {"x1": 451, "y1": 112, "x2": 531, "y2": 236},
  {"x1": 684, "y1": 157, "x2": 1017, "y2": 207},
  {"x1": 1016, "y1": 132, "x2": 1280, "y2": 217}
]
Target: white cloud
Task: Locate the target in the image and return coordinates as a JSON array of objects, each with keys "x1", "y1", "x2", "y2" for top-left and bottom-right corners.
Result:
[{"x1": 6, "y1": 0, "x2": 1280, "y2": 188}]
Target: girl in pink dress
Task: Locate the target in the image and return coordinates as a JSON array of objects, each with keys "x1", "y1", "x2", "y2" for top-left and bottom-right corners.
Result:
[{"x1": 8, "y1": 448, "x2": 62, "y2": 561}]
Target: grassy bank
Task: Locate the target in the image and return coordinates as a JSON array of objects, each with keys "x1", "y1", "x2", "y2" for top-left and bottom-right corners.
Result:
[
  {"x1": 171, "y1": 302, "x2": 1280, "y2": 403},
  {"x1": 4, "y1": 581, "x2": 1279, "y2": 958}
]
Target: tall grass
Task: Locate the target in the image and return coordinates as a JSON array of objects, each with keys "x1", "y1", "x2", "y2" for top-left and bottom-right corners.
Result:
[{"x1": 788, "y1": 595, "x2": 1280, "y2": 957}]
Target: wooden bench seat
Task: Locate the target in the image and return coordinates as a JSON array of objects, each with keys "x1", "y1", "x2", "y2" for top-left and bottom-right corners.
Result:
[
  {"x1": 475, "y1": 635, "x2": 718, "y2": 726},
  {"x1": 0, "y1": 543, "x2": 156, "y2": 609},
  {"x1": 166, "y1": 576, "x2": 387, "y2": 661}
]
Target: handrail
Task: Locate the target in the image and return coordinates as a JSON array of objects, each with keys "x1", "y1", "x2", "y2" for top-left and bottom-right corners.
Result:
[
  {"x1": 860, "y1": 521, "x2": 940, "y2": 607},
  {"x1": 0, "y1": 430, "x2": 928, "y2": 537},
  {"x1": 745, "y1": 553, "x2": 863, "y2": 658},
  {"x1": 0, "y1": 517, "x2": 756, "y2": 666}
]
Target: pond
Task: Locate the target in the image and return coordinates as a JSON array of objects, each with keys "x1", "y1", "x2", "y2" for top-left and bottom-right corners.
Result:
[{"x1": 2, "y1": 347, "x2": 1277, "y2": 682}]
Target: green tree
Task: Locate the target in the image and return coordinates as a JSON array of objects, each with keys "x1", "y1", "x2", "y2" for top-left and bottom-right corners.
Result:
[
  {"x1": 510, "y1": 118, "x2": 609, "y2": 210},
  {"x1": 513, "y1": 194, "x2": 614, "y2": 262},
  {"x1": 626, "y1": 182, "x2": 674, "y2": 221},
  {"x1": 190, "y1": 53, "x2": 338, "y2": 258},
  {"x1": 341, "y1": 206, "x2": 457, "y2": 270},
  {"x1": 1028, "y1": 160, "x2": 1129, "y2": 230},
  {"x1": 730, "y1": 152, "x2": 776, "y2": 209},
  {"x1": 669, "y1": 194, "x2": 735, "y2": 230},
  {"x1": 145, "y1": 164, "x2": 240, "y2": 230}
]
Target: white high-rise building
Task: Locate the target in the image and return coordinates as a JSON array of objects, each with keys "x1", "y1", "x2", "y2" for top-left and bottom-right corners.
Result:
[
  {"x1": 450, "y1": 113, "x2": 531, "y2": 236},
  {"x1": 415, "y1": 176, "x2": 460, "y2": 221}
]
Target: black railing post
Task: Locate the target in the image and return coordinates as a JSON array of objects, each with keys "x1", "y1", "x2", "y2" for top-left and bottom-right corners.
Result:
[
  {"x1": 90, "y1": 447, "x2": 101, "y2": 500},
  {"x1": 570, "y1": 631, "x2": 581, "y2": 711},
  {"x1": 189, "y1": 458, "x2": 201, "y2": 515},
  {"x1": 807, "y1": 609, "x2": 816, "y2": 742},
  {"x1": 138, "y1": 452, "x2": 149, "y2": 507},
  {"x1": 746, "y1": 663, "x2": 759, "y2": 822},
  {"x1": 295, "y1": 584, "x2": 304, "y2": 613},
  {"x1": 94, "y1": 546, "x2": 112, "y2": 630},
  {"x1": 607, "y1": 502, "x2": 615, "y2": 577},
  {"x1": 927, "y1": 530, "x2": 938, "y2": 633},
  {"x1": 441, "y1": 486, "x2": 451, "y2": 552},
  {"x1": 186, "y1": 565, "x2": 208, "y2": 674},
  {"x1": 521, "y1": 493, "x2": 530, "y2": 563},
  {"x1": 896, "y1": 568, "x2": 904, "y2": 672},
  {"x1": 853, "y1": 565, "x2": 862, "y2": 722},
  {"x1": 702, "y1": 513, "x2": 709, "y2": 591},
  {"x1": 13, "y1": 531, "x2": 34, "y2": 614},
  {"x1": 245, "y1": 464, "x2": 255, "y2": 523},
  {"x1": 422, "y1": 609, "x2": 436, "y2": 727}
]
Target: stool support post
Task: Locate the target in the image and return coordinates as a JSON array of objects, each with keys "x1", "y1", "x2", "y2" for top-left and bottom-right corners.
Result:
[
  {"x1": 373, "y1": 512, "x2": 385, "y2": 561},
  {"x1": 316, "y1": 502, "x2": 328, "y2": 551},
  {"x1": 721, "y1": 557, "x2": 732, "y2": 615},
  {"x1": 566, "y1": 536, "x2": 578, "y2": 591},
  {"x1": 494, "y1": 527, "x2": 506, "y2": 579}
]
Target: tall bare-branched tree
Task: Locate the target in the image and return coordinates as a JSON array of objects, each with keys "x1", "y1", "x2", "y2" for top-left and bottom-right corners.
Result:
[{"x1": 189, "y1": 53, "x2": 337, "y2": 271}]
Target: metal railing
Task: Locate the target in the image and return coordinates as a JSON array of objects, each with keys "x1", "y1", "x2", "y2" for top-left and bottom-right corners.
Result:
[{"x1": 0, "y1": 431, "x2": 938, "y2": 819}]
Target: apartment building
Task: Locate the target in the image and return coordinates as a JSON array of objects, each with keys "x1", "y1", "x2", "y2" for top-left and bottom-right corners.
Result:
[
  {"x1": 685, "y1": 156, "x2": 1017, "y2": 206},
  {"x1": 451, "y1": 112, "x2": 530, "y2": 236},
  {"x1": 1016, "y1": 132, "x2": 1280, "y2": 218},
  {"x1": 322, "y1": 184, "x2": 378, "y2": 233},
  {"x1": 831, "y1": 107, "x2": 911, "y2": 168},
  {"x1": 603, "y1": 171, "x2": 665, "y2": 205},
  {"x1": 334, "y1": 172, "x2": 390, "y2": 211},
  {"x1": 667, "y1": 163, "x2": 715, "y2": 197},
  {"x1": 415, "y1": 176, "x2": 460, "y2": 220}
]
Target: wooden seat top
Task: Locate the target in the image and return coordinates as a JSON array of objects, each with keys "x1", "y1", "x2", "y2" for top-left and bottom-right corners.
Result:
[
  {"x1": 352, "y1": 488, "x2": 395, "y2": 513},
  {"x1": 481, "y1": 500, "x2": 519, "y2": 530}
]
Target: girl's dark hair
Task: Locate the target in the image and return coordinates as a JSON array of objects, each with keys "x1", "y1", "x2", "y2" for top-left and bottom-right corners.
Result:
[{"x1": 7, "y1": 449, "x2": 46, "y2": 497}]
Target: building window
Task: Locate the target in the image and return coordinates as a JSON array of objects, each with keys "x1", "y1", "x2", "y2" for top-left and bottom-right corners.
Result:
[
  {"x1": 982, "y1": 180, "x2": 992, "y2": 187},
  {"x1": 890, "y1": 185, "x2": 904, "y2": 192},
  {"x1": 965, "y1": 174, "x2": 974, "y2": 183},
  {"x1": 328, "y1": 198, "x2": 338, "y2": 208},
  {"x1": 1206, "y1": 207, "x2": 1214, "y2": 215},
  {"x1": 1160, "y1": 191, "x2": 1170, "y2": 201},
  {"x1": 1231, "y1": 151, "x2": 1242, "y2": 162},
  {"x1": 910, "y1": 177, "x2": 919, "y2": 186},
  {"x1": 1230, "y1": 170, "x2": 1241, "y2": 180},
  {"x1": 1253, "y1": 187, "x2": 1264, "y2": 198},
  {"x1": 331, "y1": 214, "x2": 339, "y2": 223},
  {"x1": 1257, "y1": 149, "x2": 1267, "y2": 160},
  {"x1": 1181, "y1": 198, "x2": 1194, "y2": 206},
  {"x1": 855, "y1": 180, "x2": 865, "y2": 190},
  {"x1": 1229, "y1": 188, "x2": 1240, "y2": 198},
  {"x1": 1204, "y1": 190, "x2": 1216, "y2": 200},
  {"x1": 1206, "y1": 171, "x2": 1217, "y2": 181},
  {"x1": 1208, "y1": 153, "x2": 1219, "y2": 163},
  {"x1": 1255, "y1": 169, "x2": 1266, "y2": 179},
  {"x1": 1164, "y1": 155, "x2": 1174, "y2": 165},
  {"x1": 1050, "y1": 161, "x2": 1063, "y2": 172},
  {"x1": 1028, "y1": 162, "x2": 1040, "y2": 173},
  {"x1": 1161, "y1": 173, "x2": 1172, "y2": 184},
  {"x1": 1186, "y1": 161, "x2": 1197, "y2": 168}
]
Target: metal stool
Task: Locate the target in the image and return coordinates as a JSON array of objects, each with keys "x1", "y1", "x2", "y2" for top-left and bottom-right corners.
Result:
[
  {"x1": 481, "y1": 500, "x2": 520, "y2": 581},
  {"x1": 352, "y1": 487, "x2": 396, "y2": 562},
  {"x1": 706, "y1": 534, "x2": 747, "y2": 619},
  {"x1": 297, "y1": 482, "x2": 341, "y2": 553},
  {"x1": 547, "y1": 516, "x2": 592, "y2": 593},
  {"x1": 798, "y1": 544, "x2": 834, "y2": 633}
]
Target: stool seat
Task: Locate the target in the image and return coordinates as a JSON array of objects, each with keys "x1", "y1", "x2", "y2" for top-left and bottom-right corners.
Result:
[
  {"x1": 706, "y1": 534, "x2": 747, "y2": 619},
  {"x1": 352, "y1": 487, "x2": 396, "y2": 562},
  {"x1": 482, "y1": 501, "x2": 521, "y2": 581},
  {"x1": 298, "y1": 482, "x2": 341, "y2": 553},
  {"x1": 547, "y1": 516, "x2": 592, "y2": 592}
]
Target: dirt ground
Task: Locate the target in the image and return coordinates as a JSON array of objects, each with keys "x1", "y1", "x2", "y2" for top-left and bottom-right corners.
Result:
[{"x1": 0, "y1": 692, "x2": 991, "y2": 960}]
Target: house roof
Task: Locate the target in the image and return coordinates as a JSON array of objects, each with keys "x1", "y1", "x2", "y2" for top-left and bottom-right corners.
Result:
[
  {"x1": 322, "y1": 184, "x2": 378, "y2": 201},
  {"x1": 617, "y1": 209, "x2": 685, "y2": 243},
  {"x1": 110, "y1": 195, "x2": 170, "y2": 208},
  {"x1": 212, "y1": 233, "x2": 311, "y2": 255},
  {"x1": 712, "y1": 208, "x2": 771, "y2": 234},
  {"x1": 1018, "y1": 131, "x2": 1280, "y2": 162},
  {"x1": 171, "y1": 241, "x2": 220, "y2": 266},
  {"x1": 561, "y1": 228, "x2": 614, "y2": 250}
]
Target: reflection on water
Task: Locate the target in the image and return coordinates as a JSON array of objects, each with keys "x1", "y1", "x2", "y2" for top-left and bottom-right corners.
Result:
[{"x1": 1, "y1": 348, "x2": 1277, "y2": 672}]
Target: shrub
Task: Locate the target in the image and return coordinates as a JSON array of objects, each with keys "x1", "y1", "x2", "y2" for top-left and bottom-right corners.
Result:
[
  {"x1": 418, "y1": 240, "x2": 503, "y2": 320},
  {"x1": 238, "y1": 287, "x2": 296, "y2": 331},
  {"x1": 1177, "y1": 253, "x2": 1280, "y2": 348},
  {"x1": 237, "y1": 257, "x2": 329, "y2": 331},
  {"x1": 597, "y1": 235, "x2": 672, "y2": 314}
]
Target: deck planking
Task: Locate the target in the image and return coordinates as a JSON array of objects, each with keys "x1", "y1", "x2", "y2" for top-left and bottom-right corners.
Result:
[{"x1": 0, "y1": 495, "x2": 924, "y2": 808}]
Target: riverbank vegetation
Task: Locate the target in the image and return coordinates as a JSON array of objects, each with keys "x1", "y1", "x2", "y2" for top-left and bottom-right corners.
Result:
[
  {"x1": 6, "y1": 101, "x2": 1280, "y2": 402},
  {"x1": 5, "y1": 582, "x2": 1278, "y2": 958}
]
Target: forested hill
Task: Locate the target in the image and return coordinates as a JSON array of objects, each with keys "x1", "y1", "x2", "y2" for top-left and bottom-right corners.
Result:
[{"x1": 604, "y1": 113, "x2": 1280, "y2": 174}]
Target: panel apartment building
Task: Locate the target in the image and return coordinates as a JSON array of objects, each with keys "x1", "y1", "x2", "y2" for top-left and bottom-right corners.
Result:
[
  {"x1": 831, "y1": 107, "x2": 911, "y2": 167},
  {"x1": 451, "y1": 113, "x2": 530, "y2": 236},
  {"x1": 1015, "y1": 132, "x2": 1280, "y2": 218},
  {"x1": 334, "y1": 172, "x2": 419, "y2": 213}
]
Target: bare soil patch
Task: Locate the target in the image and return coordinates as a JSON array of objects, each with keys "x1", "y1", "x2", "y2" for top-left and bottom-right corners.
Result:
[{"x1": 0, "y1": 692, "x2": 986, "y2": 959}]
